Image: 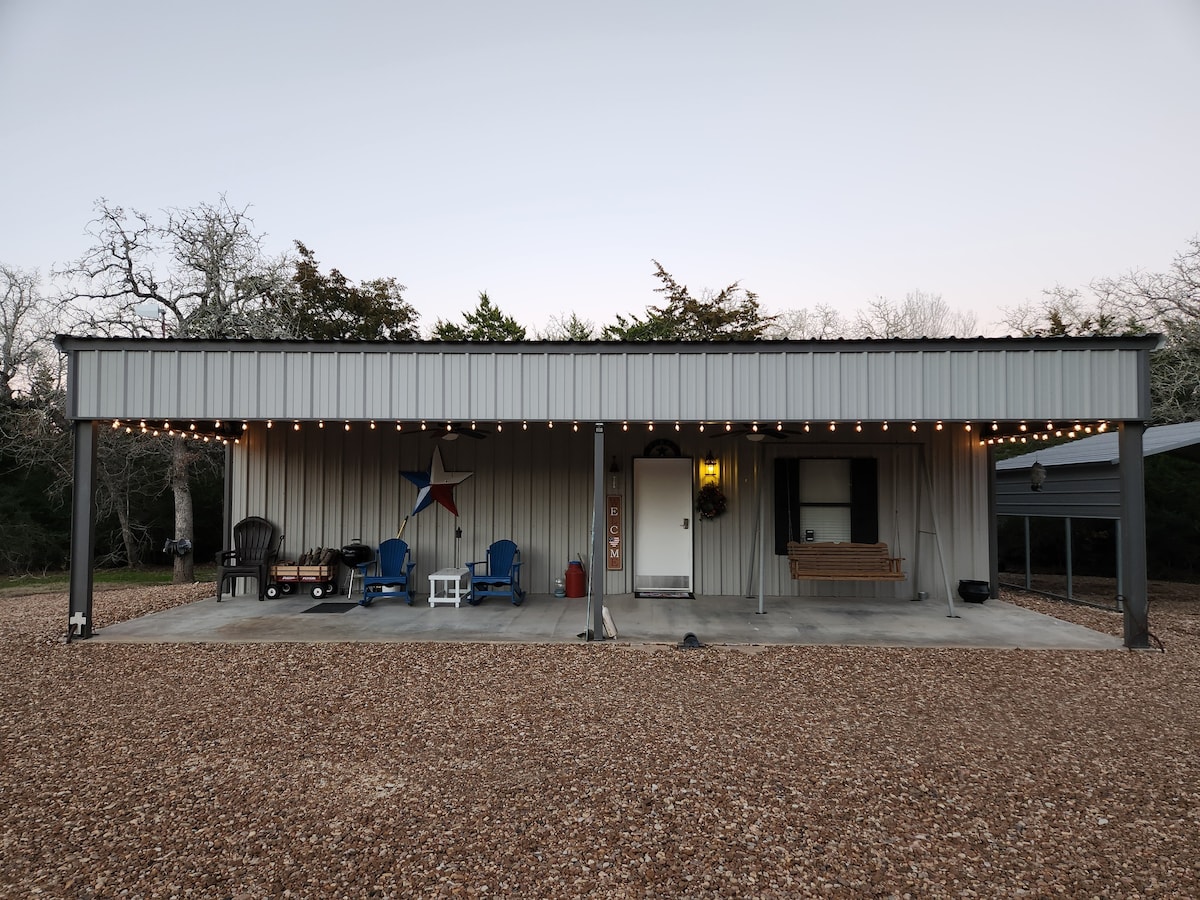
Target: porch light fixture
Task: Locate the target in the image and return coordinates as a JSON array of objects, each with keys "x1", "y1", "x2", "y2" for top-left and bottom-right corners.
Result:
[{"x1": 702, "y1": 452, "x2": 719, "y2": 486}]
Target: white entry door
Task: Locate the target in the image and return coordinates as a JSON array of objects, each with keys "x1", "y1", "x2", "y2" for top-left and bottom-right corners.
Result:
[{"x1": 633, "y1": 457, "x2": 694, "y2": 594}]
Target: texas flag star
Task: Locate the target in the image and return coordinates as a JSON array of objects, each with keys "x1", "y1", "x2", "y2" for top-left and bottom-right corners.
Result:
[{"x1": 402, "y1": 446, "x2": 473, "y2": 517}]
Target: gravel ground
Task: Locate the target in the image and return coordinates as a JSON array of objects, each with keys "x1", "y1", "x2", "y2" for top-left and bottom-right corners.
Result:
[{"x1": 2, "y1": 582, "x2": 1198, "y2": 898}]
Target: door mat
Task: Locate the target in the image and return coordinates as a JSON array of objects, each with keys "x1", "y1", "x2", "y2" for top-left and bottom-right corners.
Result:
[
  {"x1": 635, "y1": 591, "x2": 694, "y2": 599},
  {"x1": 302, "y1": 602, "x2": 359, "y2": 614}
]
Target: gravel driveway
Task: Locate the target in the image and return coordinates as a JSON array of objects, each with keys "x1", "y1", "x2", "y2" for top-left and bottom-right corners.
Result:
[{"x1": 2, "y1": 582, "x2": 1197, "y2": 898}]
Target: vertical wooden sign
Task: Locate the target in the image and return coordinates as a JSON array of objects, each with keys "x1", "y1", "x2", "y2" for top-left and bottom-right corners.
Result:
[{"x1": 606, "y1": 494, "x2": 623, "y2": 570}]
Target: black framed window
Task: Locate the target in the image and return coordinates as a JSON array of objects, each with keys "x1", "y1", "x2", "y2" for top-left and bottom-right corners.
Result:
[{"x1": 774, "y1": 458, "x2": 879, "y2": 554}]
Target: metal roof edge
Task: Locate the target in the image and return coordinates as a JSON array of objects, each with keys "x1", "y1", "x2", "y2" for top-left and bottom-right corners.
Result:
[{"x1": 54, "y1": 333, "x2": 1166, "y2": 354}]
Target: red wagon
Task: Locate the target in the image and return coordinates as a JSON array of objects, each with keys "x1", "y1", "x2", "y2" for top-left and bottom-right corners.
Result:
[{"x1": 266, "y1": 564, "x2": 339, "y2": 599}]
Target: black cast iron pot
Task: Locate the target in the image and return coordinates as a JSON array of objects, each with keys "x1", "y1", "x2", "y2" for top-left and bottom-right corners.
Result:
[{"x1": 957, "y1": 579, "x2": 990, "y2": 603}]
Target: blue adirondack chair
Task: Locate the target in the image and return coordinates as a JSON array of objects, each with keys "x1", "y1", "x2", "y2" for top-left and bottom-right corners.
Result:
[
  {"x1": 360, "y1": 538, "x2": 416, "y2": 606},
  {"x1": 467, "y1": 539, "x2": 525, "y2": 605}
]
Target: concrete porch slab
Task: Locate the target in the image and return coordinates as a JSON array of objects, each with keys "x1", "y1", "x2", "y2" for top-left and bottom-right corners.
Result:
[{"x1": 91, "y1": 590, "x2": 1122, "y2": 650}]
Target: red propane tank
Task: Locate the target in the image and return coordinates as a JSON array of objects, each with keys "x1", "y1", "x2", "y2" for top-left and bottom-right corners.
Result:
[{"x1": 564, "y1": 560, "x2": 586, "y2": 598}]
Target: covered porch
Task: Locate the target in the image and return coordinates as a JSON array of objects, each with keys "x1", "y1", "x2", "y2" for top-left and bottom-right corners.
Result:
[{"x1": 57, "y1": 335, "x2": 1161, "y2": 647}]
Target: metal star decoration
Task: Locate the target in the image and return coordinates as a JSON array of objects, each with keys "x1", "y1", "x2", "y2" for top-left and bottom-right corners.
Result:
[{"x1": 402, "y1": 446, "x2": 473, "y2": 517}]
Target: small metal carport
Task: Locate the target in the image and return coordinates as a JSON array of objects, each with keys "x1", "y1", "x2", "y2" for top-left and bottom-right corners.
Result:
[{"x1": 996, "y1": 420, "x2": 1200, "y2": 605}]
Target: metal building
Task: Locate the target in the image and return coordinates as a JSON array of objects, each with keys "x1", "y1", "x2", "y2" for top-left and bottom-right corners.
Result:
[{"x1": 57, "y1": 335, "x2": 1161, "y2": 646}]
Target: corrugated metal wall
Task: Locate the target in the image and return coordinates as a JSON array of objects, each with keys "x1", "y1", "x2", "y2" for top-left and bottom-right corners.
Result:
[
  {"x1": 68, "y1": 340, "x2": 1154, "y2": 424},
  {"x1": 229, "y1": 424, "x2": 988, "y2": 599},
  {"x1": 996, "y1": 463, "x2": 1121, "y2": 519}
]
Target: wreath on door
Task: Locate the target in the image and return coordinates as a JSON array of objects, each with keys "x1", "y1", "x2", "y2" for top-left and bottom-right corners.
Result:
[{"x1": 696, "y1": 484, "x2": 728, "y2": 520}]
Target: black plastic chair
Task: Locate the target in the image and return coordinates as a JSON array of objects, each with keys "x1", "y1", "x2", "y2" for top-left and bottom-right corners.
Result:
[{"x1": 216, "y1": 516, "x2": 279, "y2": 601}]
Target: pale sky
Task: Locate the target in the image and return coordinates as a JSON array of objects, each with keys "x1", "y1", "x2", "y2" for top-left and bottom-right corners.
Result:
[{"x1": 2, "y1": 0, "x2": 1199, "y2": 336}]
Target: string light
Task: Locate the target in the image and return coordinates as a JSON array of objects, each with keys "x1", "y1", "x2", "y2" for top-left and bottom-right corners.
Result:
[
  {"x1": 344, "y1": 421, "x2": 350, "y2": 431},
  {"x1": 803, "y1": 423, "x2": 811, "y2": 433},
  {"x1": 370, "y1": 421, "x2": 376, "y2": 430},
  {"x1": 318, "y1": 420, "x2": 325, "y2": 428},
  {"x1": 674, "y1": 422, "x2": 680, "y2": 431},
  {"x1": 829, "y1": 422, "x2": 836, "y2": 432},
  {"x1": 496, "y1": 422, "x2": 503, "y2": 433},
  {"x1": 293, "y1": 421, "x2": 300, "y2": 431},
  {"x1": 396, "y1": 422, "x2": 403, "y2": 431},
  {"x1": 935, "y1": 421, "x2": 943, "y2": 431},
  {"x1": 910, "y1": 422, "x2": 918, "y2": 432},
  {"x1": 698, "y1": 423, "x2": 705, "y2": 433},
  {"x1": 855, "y1": 422, "x2": 863, "y2": 433}
]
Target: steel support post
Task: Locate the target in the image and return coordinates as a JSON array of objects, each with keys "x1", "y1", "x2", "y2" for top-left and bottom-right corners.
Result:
[
  {"x1": 1119, "y1": 422, "x2": 1150, "y2": 647},
  {"x1": 590, "y1": 424, "x2": 606, "y2": 640},
  {"x1": 987, "y1": 443, "x2": 999, "y2": 598},
  {"x1": 67, "y1": 420, "x2": 99, "y2": 640}
]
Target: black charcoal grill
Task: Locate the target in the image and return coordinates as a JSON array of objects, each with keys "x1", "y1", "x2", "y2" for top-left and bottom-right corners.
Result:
[{"x1": 341, "y1": 540, "x2": 375, "y2": 596}]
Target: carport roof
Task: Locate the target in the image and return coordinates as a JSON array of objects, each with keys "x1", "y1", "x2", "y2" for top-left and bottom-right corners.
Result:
[{"x1": 996, "y1": 420, "x2": 1200, "y2": 470}]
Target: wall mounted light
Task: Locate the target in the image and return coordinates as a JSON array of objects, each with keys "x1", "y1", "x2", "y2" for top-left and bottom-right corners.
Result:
[
  {"x1": 702, "y1": 452, "x2": 720, "y2": 486},
  {"x1": 609, "y1": 456, "x2": 621, "y2": 492}
]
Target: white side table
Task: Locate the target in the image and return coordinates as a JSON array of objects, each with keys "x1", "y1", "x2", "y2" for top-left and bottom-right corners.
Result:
[{"x1": 428, "y1": 567, "x2": 471, "y2": 607}]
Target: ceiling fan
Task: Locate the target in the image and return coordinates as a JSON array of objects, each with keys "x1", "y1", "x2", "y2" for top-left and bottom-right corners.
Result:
[
  {"x1": 708, "y1": 424, "x2": 793, "y2": 441},
  {"x1": 426, "y1": 422, "x2": 489, "y2": 440}
]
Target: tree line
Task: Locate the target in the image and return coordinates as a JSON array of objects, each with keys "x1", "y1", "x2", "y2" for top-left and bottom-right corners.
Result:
[{"x1": 1, "y1": 196, "x2": 1197, "y2": 579}]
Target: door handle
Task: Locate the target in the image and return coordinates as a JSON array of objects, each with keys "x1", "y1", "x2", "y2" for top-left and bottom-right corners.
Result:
[{"x1": 682, "y1": 518, "x2": 689, "y2": 530}]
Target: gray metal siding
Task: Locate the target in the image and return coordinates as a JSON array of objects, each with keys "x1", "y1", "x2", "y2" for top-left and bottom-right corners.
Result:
[
  {"x1": 62, "y1": 339, "x2": 1156, "y2": 425},
  {"x1": 995, "y1": 464, "x2": 1121, "y2": 519},
  {"x1": 228, "y1": 422, "x2": 988, "y2": 599}
]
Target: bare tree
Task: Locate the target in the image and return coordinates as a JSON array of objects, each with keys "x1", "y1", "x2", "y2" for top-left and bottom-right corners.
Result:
[
  {"x1": 0, "y1": 264, "x2": 57, "y2": 403},
  {"x1": 764, "y1": 304, "x2": 848, "y2": 339},
  {"x1": 853, "y1": 290, "x2": 977, "y2": 339},
  {"x1": 1000, "y1": 284, "x2": 1137, "y2": 337},
  {"x1": 58, "y1": 197, "x2": 292, "y2": 581},
  {"x1": 537, "y1": 312, "x2": 596, "y2": 340}
]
